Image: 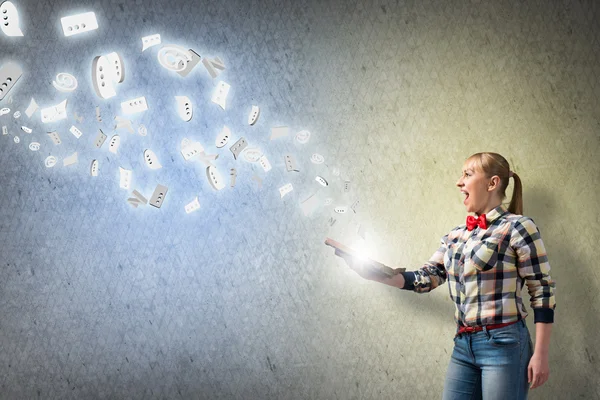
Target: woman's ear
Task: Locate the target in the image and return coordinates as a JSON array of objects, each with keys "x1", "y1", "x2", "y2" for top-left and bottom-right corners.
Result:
[{"x1": 488, "y1": 176, "x2": 501, "y2": 191}]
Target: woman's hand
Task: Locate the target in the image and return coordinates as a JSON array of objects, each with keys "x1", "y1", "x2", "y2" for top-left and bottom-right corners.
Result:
[
  {"x1": 336, "y1": 250, "x2": 405, "y2": 288},
  {"x1": 528, "y1": 351, "x2": 550, "y2": 389}
]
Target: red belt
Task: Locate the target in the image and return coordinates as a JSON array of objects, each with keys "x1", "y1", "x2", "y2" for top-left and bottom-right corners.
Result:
[{"x1": 456, "y1": 320, "x2": 519, "y2": 336}]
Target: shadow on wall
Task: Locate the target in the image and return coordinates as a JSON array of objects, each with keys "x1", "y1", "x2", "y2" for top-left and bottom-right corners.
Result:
[{"x1": 525, "y1": 186, "x2": 599, "y2": 399}]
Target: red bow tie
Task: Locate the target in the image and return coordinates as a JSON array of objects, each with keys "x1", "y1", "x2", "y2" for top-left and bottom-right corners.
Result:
[{"x1": 466, "y1": 214, "x2": 487, "y2": 231}]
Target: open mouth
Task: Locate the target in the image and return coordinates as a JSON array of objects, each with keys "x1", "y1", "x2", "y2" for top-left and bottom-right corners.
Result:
[{"x1": 462, "y1": 191, "x2": 469, "y2": 204}]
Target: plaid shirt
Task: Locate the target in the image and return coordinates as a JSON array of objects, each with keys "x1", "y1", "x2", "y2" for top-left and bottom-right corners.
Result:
[{"x1": 401, "y1": 205, "x2": 556, "y2": 326}]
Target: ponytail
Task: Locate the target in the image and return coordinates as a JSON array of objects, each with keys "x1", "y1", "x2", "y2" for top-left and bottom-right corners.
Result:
[{"x1": 508, "y1": 172, "x2": 523, "y2": 215}]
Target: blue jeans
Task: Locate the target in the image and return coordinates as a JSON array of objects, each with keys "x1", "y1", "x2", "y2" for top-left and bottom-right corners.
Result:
[{"x1": 442, "y1": 320, "x2": 533, "y2": 400}]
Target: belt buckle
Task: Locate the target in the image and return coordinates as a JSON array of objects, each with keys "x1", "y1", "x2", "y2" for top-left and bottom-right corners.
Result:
[{"x1": 463, "y1": 326, "x2": 476, "y2": 333}]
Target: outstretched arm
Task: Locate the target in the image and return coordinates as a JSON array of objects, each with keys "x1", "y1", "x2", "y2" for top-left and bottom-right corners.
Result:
[
  {"x1": 335, "y1": 250, "x2": 406, "y2": 288},
  {"x1": 335, "y1": 234, "x2": 449, "y2": 292},
  {"x1": 399, "y1": 234, "x2": 449, "y2": 293}
]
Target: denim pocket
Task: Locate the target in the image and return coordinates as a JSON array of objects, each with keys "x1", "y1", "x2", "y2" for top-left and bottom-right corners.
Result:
[{"x1": 488, "y1": 328, "x2": 520, "y2": 348}]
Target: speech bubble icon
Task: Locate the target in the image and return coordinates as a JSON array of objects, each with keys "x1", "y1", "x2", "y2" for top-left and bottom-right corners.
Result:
[{"x1": 0, "y1": 2, "x2": 24, "y2": 37}]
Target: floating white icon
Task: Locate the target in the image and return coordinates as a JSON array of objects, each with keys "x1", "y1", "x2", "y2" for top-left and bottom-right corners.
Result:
[
  {"x1": 52, "y1": 73, "x2": 78, "y2": 92},
  {"x1": 211, "y1": 81, "x2": 230, "y2": 110},
  {"x1": 92, "y1": 52, "x2": 125, "y2": 99},
  {"x1": 144, "y1": 149, "x2": 162, "y2": 170},
  {"x1": 60, "y1": 12, "x2": 98, "y2": 37},
  {"x1": 279, "y1": 183, "x2": 293, "y2": 199},
  {"x1": 45, "y1": 155, "x2": 57, "y2": 168},
  {"x1": 119, "y1": 167, "x2": 132, "y2": 190},
  {"x1": 185, "y1": 197, "x2": 201, "y2": 214},
  {"x1": 40, "y1": 99, "x2": 68, "y2": 124},
  {"x1": 90, "y1": 159, "x2": 98, "y2": 176},
  {"x1": 157, "y1": 45, "x2": 200, "y2": 77},
  {"x1": 0, "y1": 62, "x2": 23, "y2": 101},
  {"x1": 141, "y1": 34, "x2": 161, "y2": 51},
  {"x1": 25, "y1": 98, "x2": 38, "y2": 117},
  {"x1": 120, "y1": 96, "x2": 148, "y2": 114},
  {"x1": 248, "y1": 105, "x2": 260, "y2": 125},
  {"x1": 175, "y1": 96, "x2": 192, "y2": 122},
  {"x1": 206, "y1": 165, "x2": 225, "y2": 190},
  {"x1": 310, "y1": 153, "x2": 325, "y2": 164},
  {"x1": 215, "y1": 125, "x2": 231, "y2": 148},
  {"x1": 0, "y1": 1, "x2": 23, "y2": 37},
  {"x1": 108, "y1": 135, "x2": 120, "y2": 154},
  {"x1": 295, "y1": 130, "x2": 311, "y2": 144}
]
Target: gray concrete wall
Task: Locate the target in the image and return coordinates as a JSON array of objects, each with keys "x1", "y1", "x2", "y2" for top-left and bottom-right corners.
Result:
[{"x1": 0, "y1": 0, "x2": 598, "y2": 398}]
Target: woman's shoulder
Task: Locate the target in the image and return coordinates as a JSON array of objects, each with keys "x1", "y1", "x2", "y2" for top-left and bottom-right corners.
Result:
[
  {"x1": 499, "y1": 211, "x2": 542, "y2": 239},
  {"x1": 500, "y1": 209, "x2": 537, "y2": 226}
]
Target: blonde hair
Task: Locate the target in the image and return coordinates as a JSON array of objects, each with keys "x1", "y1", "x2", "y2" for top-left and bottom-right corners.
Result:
[{"x1": 466, "y1": 152, "x2": 523, "y2": 215}]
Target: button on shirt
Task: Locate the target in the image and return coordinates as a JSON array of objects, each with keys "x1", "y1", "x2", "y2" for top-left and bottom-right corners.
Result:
[{"x1": 401, "y1": 205, "x2": 556, "y2": 326}]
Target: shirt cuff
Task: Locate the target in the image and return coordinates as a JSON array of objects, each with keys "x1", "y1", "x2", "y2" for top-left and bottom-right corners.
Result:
[
  {"x1": 400, "y1": 271, "x2": 416, "y2": 291},
  {"x1": 533, "y1": 308, "x2": 554, "y2": 323}
]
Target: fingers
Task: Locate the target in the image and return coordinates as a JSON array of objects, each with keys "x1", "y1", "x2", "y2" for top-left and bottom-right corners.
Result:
[
  {"x1": 529, "y1": 376, "x2": 537, "y2": 389},
  {"x1": 537, "y1": 372, "x2": 549, "y2": 388},
  {"x1": 530, "y1": 371, "x2": 549, "y2": 389},
  {"x1": 528, "y1": 365, "x2": 532, "y2": 385}
]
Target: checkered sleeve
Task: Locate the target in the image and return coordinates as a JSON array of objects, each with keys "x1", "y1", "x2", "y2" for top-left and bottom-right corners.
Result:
[
  {"x1": 511, "y1": 217, "x2": 556, "y2": 323},
  {"x1": 401, "y1": 234, "x2": 448, "y2": 293}
]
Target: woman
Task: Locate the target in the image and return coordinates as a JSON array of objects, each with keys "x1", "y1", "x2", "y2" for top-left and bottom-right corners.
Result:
[{"x1": 338, "y1": 152, "x2": 556, "y2": 400}]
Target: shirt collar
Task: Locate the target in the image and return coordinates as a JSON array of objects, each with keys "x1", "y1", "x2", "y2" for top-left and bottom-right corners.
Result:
[{"x1": 476, "y1": 204, "x2": 508, "y2": 224}]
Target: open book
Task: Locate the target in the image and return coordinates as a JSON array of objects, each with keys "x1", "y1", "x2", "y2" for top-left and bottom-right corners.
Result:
[{"x1": 325, "y1": 237, "x2": 405, "y2": 278}]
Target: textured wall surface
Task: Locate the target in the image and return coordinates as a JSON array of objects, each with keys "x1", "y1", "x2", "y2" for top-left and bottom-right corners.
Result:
[{"x1": 0, "y1": 0, "x2": 599, "y2": 399}]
